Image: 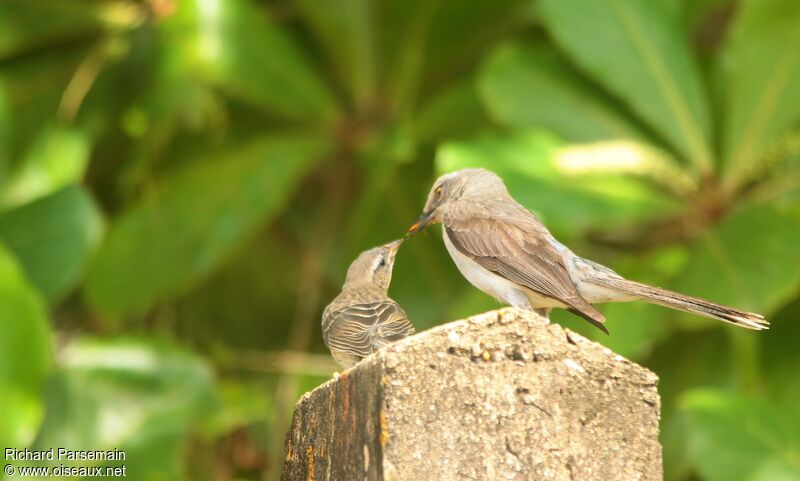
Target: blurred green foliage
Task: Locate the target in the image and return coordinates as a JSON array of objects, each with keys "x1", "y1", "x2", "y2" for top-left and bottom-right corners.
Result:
[{"x1": 0, "y1": 0, "x2": 799, "y2": 480}]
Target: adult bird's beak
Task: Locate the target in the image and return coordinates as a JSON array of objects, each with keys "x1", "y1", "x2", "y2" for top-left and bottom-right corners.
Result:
[{"x1": 406, "y1": 210, "x2": 433, "y2": 237}]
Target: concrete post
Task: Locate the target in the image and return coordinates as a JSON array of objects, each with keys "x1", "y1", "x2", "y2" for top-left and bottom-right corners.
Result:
[{"x1": 282, "y1": 308, "x2": 662, "y2": 481}]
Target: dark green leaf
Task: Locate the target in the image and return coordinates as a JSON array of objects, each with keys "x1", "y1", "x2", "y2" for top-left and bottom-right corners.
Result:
[
  {"x1": 538, "y1": 0, "x2": 714, "y2": 172},
  {"x1": 0, "y1": 0, "x2": 116, "y2": 59},
  {"x1": 682, "y1": 389, "x2": 800, "y2": 481},
  {"x1": 673, "y1": 202, "x2": 800, "y2": 316},
  {"x1": 294, "y1": 0, "x2": 376, "y2": 110},
  {"x1": 762, "y1": 298, "x2": 800, "y2": 409},
  {"x1": 414, "y1": 76, "x2": 488, "y2": 143},
  {"x1": 0, "y1": 83, "x2": 9, "y2": 184},
  {"x1": 0, "y1": 184, "x2": 102, "y2": 303},
  {"x1": 359, "y1": 0, "x2": 529, "y2": 112},
  {"x1": 85, "y1": 135, "x2": 330, "y2": 316},
  {"x1": 0, "y1": 243, "x2": 51, "y2": 448},
  {"x1": 479, "y1": 42, "x2": 648, "y2": 143},
  {"x1": 0, "y1": 44, "x2": 88, "y2": 160},
  {"x1": 649, "y1": 329, "x2": 736, "y2": 481},
  {"x1": 167, "y1": 0, "x2": 338, "y2": 121},
  {"x1": 719, "y1": 0, "x2": 800, "y2": 189}
]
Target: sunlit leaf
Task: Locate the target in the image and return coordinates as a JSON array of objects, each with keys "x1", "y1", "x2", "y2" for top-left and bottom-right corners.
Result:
[
  {"x1": 0, "y1": 185, "x2": 102, "y2": 303},
  {"x1": 682, "y1": 389, "x2": 800, "y2": 481},
  {"x1": 85, "y1": 134, "x2": 330, "y2": 316},
  {"x1": 538, "y1": 0, "x2": 714, "y2": 172},
  {"x1": 0, "y1": 243, "x2": 51, "y2": 448},
  {"x1": 435, "y1": 130, "x2": 679, "y2": 238},
  {"x1": 168, "y1": 0, "x2": 338, "y2": 121},
  {"x1": 479, "y1": 42, "x2": 647, "y2": 143},
  {"x1": 31, "y1": 338, "x2": 216, "y2": 481},
  {"x1": 1, "y1": 125, "x2": 91, "y2": 208},
  {"x1": 673, "y1": 201, "x2": 800, "y2": 316},
  {"x1": 719, "y1": 0, "x2": 800, "y2": 189},
  {"x1": 555, "y1": 140, "x2": 697, "y2": 195}
]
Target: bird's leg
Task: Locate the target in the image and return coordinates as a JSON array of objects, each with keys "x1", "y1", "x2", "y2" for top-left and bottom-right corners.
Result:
[{"x1": 534, "y1": 307, "x2": 551, "y2": 319}]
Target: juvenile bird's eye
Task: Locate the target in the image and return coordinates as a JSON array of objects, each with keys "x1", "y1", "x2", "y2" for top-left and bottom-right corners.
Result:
[
  {"x1": 435, "y1": 186, "x2": 443, "y2": 198},
  {"x1": 378, "y1": 258, "x2": 386, "y2": 267}
]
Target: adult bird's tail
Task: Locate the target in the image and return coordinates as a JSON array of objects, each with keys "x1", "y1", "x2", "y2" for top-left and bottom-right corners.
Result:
[{"x1": 587, "y1": 276, "x2": 768, "y2": 330}]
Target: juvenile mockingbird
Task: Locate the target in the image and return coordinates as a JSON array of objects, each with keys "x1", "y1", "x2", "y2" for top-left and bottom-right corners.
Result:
[
  {"x1": 408, "y1": 168, "x2": 767, "y2": 333},
  {"x1": 322, "y1": 239, "x2": 415, "y2": 368}
]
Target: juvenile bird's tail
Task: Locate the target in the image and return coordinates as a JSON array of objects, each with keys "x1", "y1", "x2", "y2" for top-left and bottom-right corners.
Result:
[{"x1": 588, "y1": 276, "x2": 768, "y2": 330}]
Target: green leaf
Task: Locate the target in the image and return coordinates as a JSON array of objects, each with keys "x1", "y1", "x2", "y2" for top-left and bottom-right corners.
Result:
[
  {"x1": 418, "y1": 0, "x2": 531, "y2": 78},
  {"x1": 649, "y1": 329, "x2": 736, "y2": 481},
  {"x1": 375, "y1": 0, "x2": 529, "y2": 111},
  {"x1": 762, "y1": 298, "x2": 800, "y2": 409},
  {"x1": 85, "y1": 135, "x2": 329, "y2": 317},
  {"x1": 0, "y1": 45, "x2": 89, "y2": 161},
  {"x1": 294, "y1": 0, "x2": 376, "y2": 110},
  {"x1": 673, "y1": 202, "x2": 800, "y2": 316},
  {"x1": 682, "y1": 389, "x2": 800, "y2": 481},
  {"x1": 31, "y1": 338, "x2": 216, "y2": 481},
  {"x1": 0, "y1": 82, "x2": 9, "y2": 183},
  {"x1": 414, "y1": 76, "x2": 488, "y2": 143},
  {"x1": 538, "y1": 0, "x2": 713, "y2": 172},
  {"x1": 719, "y1": 0, "x2": 800, "y2": 189},
  {"x1": 175, "y1": 232, "x2": 300, "y2": 351},
  {"x1": 0, "y1": 185, "x2": 102, "y2": 303},
  {"x1": 0, "y1": 243, "x2": 51, "y2": 448},
  {"x1": 168, "y1": 0, "x2": 338, "y2": 121},
  {"x1": 479, "y1": 42, "x2": 648, "y2": 143},
  {"x1": 0, "y1": 0, "x2": 118, "y2": 60},
  {"x1": 435, "y1": 131, "x2": 679, "y2": 238},
  {"x1": 1, "y1": 125, "x2": 91, "y2": 208}
]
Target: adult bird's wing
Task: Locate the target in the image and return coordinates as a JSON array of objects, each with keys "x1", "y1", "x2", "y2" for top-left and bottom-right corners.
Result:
[
  {"x1": 444, "y1": 200, "x2": 607, "y2": 332},
  {"x1": 322, "y1": 300, "x2": 415, "y2": 360}
]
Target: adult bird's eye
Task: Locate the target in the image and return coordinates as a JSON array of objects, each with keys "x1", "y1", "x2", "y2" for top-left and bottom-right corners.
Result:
[
  {"x1": 379, "y1": 258, "x2": 386, "y2": 267},
  {"x1": 435, "y1": 186, "x2": 443, "y2": 198}
]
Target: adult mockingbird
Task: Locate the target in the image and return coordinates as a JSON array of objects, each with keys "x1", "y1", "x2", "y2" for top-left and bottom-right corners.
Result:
[
  {"x1": 322, "y1": 239, "x2": 415, "y2": 368},
  {"x1": 408, "y1": 168, "x2": 767, "y2": 333}
]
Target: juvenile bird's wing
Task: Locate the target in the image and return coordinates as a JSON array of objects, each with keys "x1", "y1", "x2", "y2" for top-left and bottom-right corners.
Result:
[
  {"x1": 444, "y1": 200, "x2": 607, "y2": 332},
  {"x1": 322, "y1": 300, "x2": 415, "y2": 362}
]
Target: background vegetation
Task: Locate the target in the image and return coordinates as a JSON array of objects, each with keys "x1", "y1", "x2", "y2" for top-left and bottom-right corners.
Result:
[{"x1": 1, "y1": 0, "x2": 799, "y2": 480}]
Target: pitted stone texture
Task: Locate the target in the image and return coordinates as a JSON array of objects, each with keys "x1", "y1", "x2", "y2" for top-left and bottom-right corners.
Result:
[{"x1": 282, "y1": 308, "x2": 662, "y2": 481}]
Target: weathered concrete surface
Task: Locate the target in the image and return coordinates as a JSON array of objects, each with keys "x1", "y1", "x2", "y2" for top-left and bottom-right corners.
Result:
[{"x1": 282, "y1": 308, "x2": 662, "y2": 481}]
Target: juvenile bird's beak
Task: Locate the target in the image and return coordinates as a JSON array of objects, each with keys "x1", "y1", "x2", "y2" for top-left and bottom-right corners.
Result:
[
  {"x1": 406, "y1": 210, "x2": 433, "y2": 237},
  {"x1": 384, "y1": 239, "x2": 403, "y2": 261}
]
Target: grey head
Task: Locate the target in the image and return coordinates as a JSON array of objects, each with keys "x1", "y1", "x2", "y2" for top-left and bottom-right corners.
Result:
[
  {"x1": 343, "y1": 239, "x2": 404, "y2": 291},
  {"x1": 407, "y1": 168, "x2": 510, "y2": 234}
]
